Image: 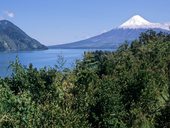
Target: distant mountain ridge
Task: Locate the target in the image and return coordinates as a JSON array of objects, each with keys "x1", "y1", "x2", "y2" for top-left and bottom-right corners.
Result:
[
  {"x1": 0, "y1": 20, "x2": 47, "y2": 51},
  {"x1": 50, "y1": 15, "x2": 170, "y2": 49}
]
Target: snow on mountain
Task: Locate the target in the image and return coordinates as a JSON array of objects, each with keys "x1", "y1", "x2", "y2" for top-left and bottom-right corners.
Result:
[
  {"x1": 120, "y1": 15, "x2": 152, "y2": 27},
  {"x1": 119, "y1": 15, "x2": 170, "y2": 30},
  {"x1": 50, "y1": 15, "x2": 170, "y2": 49}
]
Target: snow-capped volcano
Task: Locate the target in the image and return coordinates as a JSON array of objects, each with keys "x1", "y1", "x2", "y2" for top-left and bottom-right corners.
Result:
[
  {"x1": 120, "y1": 15, "x2": 152, "y2": 27},
  {"x1": 119, "y1": 15, "x2": 170, "y2": 30},
  {"x1": 50, "y1": 15, "x2": 170, "y2": 49}
]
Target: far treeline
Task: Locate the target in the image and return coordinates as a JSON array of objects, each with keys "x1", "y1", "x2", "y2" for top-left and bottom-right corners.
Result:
[{"x1": 0, "y1": 30, "x2": 170, "y2": 128}]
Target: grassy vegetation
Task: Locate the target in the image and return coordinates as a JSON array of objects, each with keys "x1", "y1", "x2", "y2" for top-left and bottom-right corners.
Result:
[{"x1": 0, "y1": 30, "x2": 170, "y2": 127}]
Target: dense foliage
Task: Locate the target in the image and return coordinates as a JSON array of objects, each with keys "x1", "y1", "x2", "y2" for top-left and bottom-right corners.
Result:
[{"x1": 0, "y1": 30, "x2": 170, "y2": 127}]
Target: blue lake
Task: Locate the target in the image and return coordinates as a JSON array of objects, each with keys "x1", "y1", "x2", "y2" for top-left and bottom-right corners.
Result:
[{"x1": 0, "y1": 49, "x2": 113, "y2": 77}]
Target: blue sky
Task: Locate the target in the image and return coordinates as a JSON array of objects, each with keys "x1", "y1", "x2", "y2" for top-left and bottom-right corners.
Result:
[{"x1": 0, "y1": 0, "x2": 170, "y2": 45}]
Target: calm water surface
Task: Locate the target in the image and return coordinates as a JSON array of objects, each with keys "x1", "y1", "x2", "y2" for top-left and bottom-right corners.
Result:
[{"x1": 0, "y1": 49, "x2": 113, "y2": 77}]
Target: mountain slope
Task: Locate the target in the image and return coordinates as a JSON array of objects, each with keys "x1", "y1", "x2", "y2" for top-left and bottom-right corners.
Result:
[
  {"x1": 50, "y1": 15, "x2": 170, "y2": 49},
  {"x1": 0, "y1": 20, "x2": 47, "y2": 51}
]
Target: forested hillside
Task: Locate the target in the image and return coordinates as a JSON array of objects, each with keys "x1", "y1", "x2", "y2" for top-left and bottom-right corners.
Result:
[
  {"x1": 0, "y1": 20, "x2": 47, "y2": 51},
  {"x1": 0, "y1": 30, "x2": 170, "y2": 127}
]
